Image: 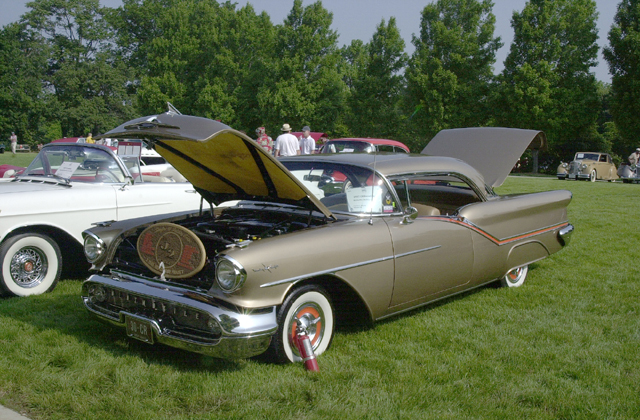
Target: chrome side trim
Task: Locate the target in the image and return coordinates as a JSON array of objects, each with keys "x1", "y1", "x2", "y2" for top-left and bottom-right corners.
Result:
[
  {"x1": 260, "y1": 255, "x2": 395, "y2": 288},
  {"x1": 394, "y1": 245, "x2": 441, "y2": 259},
  {"x1": 260, "y1": 245, "x2": 441, "y2": 289}
]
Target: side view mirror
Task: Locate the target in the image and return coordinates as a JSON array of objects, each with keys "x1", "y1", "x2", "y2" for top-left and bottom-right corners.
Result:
[{"x1": 402, "y1": 206, "x2": 418, "y2": 224}]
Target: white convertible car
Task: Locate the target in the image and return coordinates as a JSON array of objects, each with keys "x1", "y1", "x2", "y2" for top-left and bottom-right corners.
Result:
[{"x1": 0, "y1": 141, "x2": 204, "y2": 297}]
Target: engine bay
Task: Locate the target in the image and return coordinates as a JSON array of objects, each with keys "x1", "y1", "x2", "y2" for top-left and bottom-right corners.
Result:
[{"x1": 110, "y1": 203, "x2": 330, "y2": 286}]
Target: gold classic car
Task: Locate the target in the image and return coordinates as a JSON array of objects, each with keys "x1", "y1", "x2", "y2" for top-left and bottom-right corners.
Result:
[
  {"x1": 81, "y1": 114, "x2": 573, "y2": 363},
  {"x1": 557, "y1": 152, "x2": 618, "y2": 182}
]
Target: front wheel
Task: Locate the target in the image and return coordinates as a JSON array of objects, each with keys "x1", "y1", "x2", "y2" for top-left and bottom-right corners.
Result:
[
  {"x1": 0, "y1": 233, "x2": 62, "y2": 296},
  {"x1": 589, "y1": 169, "x2": 597, "y2": 182},
  {"x1": 500, "y1": 265, "x2": 528, "y2": 288},
  {"x1": 270, "y1": 285, "x2": 334, "y2": 363}
]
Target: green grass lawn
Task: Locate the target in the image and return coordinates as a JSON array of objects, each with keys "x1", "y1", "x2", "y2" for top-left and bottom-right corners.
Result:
[
  {"x1": 0, "y1": 176, "x2": 638, "y2": 419},
  {"x1": 0, "y1": 151, "x2": 37, "y2": 168}
]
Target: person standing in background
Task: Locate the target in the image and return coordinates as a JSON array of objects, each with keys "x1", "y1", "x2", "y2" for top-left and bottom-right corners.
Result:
[
  {"x1": 299, "y1": 126, "x2": 315, "y2": 155},
  {"x1": 255, "y1": 127, "x2": 273, "y2": 154},
  {"x1": 10, "y1": 132, "x2": 17, "y2": 156},
  {"x1": 628, "y1": 148, "x2": 640, "y2": 165},
  {"x1": 274, "y1": 123, "x2": 300, "y2": 157}
]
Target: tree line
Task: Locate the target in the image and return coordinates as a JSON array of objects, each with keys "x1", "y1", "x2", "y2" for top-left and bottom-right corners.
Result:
[{"x1": 0, "y1": 0, "x2": 638, "y2": 172}]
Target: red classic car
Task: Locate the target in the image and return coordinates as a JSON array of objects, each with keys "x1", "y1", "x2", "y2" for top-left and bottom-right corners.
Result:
[{"x1": 320, "y1": 138, "x2": 410, "y2": 154}]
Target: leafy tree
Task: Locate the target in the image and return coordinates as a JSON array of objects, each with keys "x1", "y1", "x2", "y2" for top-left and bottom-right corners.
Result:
[
  {"x1": 405, "y1": 0, "x2": 502, "y2": 145},
  {"x1": 23, "y1": 0, "x2": 136, "y2": 136},
  {"x1": 121, "y1": 0, "x2": 276, "y2": 131},
  {"x1": 0, "y1": 22, "x2": 51, "y2": 145},
  {"x1": 603, "y1": 0, "x2": 640, "y2": 153},
  {"x1": 493, "y1": 0, "x2": 602, "y2": 166},
  {"x1": 343, "y1": 18, "x2": 407, "y2": 141},
  {"x1": 258, "y1": 0, "x2": 347, "y2": 135}
]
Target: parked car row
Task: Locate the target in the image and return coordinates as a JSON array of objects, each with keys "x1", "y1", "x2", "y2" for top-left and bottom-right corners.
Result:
[{"x1": 1, "y1": 114, "x2": 576, "y2": 365}]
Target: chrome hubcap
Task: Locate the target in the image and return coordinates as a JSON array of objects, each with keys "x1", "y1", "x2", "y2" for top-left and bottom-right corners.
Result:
[
  {"x1": 288, "y1": 302, "x2": 325, "y2": 356},
  {"x1": 10, "y1": 247, "x2": 48, "y2": 288},
  {"x1": 506, "y1": 267, "x2": 524, "y2": 284}
]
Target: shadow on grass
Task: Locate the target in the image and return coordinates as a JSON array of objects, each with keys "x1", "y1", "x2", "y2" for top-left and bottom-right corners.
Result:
[{"x1": 0, "y1": 281, "x2": 244, "y2": 373}]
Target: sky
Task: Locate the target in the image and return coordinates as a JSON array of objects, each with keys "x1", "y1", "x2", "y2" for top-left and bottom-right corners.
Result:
[{"x1": 0, "y1": 0, "x2": 616, "y2": 83}]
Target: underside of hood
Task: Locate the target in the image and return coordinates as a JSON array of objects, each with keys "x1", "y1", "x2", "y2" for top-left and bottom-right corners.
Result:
[
  {"x1": 421, "y1": 127, "x2": 546, "y2": 188},
  {"x1": 97, "y1": 112, "x2": 334, "y2": 218}
]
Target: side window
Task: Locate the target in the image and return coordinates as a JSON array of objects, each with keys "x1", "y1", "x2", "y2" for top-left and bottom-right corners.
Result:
[
  {"x1": 391, "y1": 175, "x2": 482, "y2": 217},
  {"x1": 377, "y1": 145, "x2": 395, "y2": 153}
]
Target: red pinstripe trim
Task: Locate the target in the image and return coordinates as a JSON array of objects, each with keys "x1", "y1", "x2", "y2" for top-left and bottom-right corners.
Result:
[{"x1": 418, "y1": 216, "x2": 569, "y2": 246}]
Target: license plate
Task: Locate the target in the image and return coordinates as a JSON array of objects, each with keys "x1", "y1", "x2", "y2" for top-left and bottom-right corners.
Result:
[
  {"x1": 569, "y1": 174, "x2": 577, "y2": 179},
  {"x1": 125, "y1": 315, "x2": 154, "y2": 344}
]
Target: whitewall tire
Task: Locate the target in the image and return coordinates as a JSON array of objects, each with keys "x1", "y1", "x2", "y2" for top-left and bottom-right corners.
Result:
[
  {"x1": 272, "y1": 285, "x2": 334, "y2": 363},
  {"x1": 0, "y1": 234, "x2": 62, "y2": 297},
  {"x1": 500, "y1": 265, "x2": 528, "y2": 288}
]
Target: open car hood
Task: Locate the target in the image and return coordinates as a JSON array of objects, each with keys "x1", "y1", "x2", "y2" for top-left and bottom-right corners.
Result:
[
  {"x1": 421, "y1": 128, "x2": 546, "y2": 188},
  {"x1": 97, "y1": 112, "x2": 334, "y2": 218}
]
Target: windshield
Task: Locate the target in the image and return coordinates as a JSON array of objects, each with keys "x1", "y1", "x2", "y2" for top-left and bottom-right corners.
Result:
[
  {"x1": 281, "y1": 161, "x2": 399, "y2": 215},
  {"x1": 23, "y1": 145, "x2": 127, "y2": 183},
  {"x1": 575, "y1": 153, "x2": 599, "y2": 161},
  {"x1": 322, "y1": 141, "x2": 374, "y2": 154}
]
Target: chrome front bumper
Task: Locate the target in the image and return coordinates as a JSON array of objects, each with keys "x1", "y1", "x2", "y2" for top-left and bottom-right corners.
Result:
[{"x1": 82, "y1": 272, "x2": 277, "y2": 359}]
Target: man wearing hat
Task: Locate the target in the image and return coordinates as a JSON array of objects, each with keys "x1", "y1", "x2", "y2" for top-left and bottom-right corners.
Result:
[
  {"x1": 274, "y1": 123, "x2": 300, "y2": 157},
  {"x1": 298, "y1": 126, "x2": 315, "y2": 155},
  {"x1": 629, "y1": 148, "x2": 640, "y2": 166}
]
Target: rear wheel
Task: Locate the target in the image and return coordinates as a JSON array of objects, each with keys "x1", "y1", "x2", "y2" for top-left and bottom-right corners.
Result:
[
  {"x1": 0, "y1": 234, "x2": 62, "y2": 296},
  {"x1": 500, "y1": 265, "x2": 528, "y2": 288},
  {"x1": 270, "y1": 285, "x2": 334, "y2": 363}
]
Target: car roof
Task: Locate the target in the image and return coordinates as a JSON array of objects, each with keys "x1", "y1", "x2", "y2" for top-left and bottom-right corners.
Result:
[
  {"x1": 280, "y1": 153, "x2": 487, "y2": 192},
  {"x1": 329, "y1": 138, "x2": 410, "y2": 152}
]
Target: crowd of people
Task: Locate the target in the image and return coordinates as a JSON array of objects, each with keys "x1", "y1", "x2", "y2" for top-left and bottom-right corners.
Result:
[{"x1": 254, "y1": 123, "x2": 327, "y2": 156}]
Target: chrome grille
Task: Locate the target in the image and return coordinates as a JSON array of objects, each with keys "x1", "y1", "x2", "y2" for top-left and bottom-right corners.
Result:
[
  {"x1": 85, "y1": 284, "x2": 222, "y2": 343},
  {"x1": 568, "y1": 162, "x2": 581, "y2": 174}
]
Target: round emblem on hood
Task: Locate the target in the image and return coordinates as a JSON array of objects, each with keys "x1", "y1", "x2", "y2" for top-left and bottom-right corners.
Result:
[{"x1": 137, "y1": 223, "x2": 206, "y2": 279}]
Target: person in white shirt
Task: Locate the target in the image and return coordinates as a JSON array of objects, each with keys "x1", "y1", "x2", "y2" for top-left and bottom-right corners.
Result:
[
  {"x1": 299, "y1": 126, "x2": 315, "y2": 155},
  {"x1": 274, "y1": 123, "x2": 300, "y2": 157}
]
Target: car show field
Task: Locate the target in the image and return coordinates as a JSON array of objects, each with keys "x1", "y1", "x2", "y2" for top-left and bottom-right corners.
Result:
[{"x1": 0, "y1": 174, "x2": 637, "y2": 419}]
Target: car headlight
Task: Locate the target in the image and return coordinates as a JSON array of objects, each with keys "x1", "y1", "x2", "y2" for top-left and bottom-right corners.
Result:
[
  {"x1": 83, "y1": 232, "x2": 106, "y2": 263},
  {"x1": 215, "y1": 256, "x2": 246, "y2": 293},
  {"x1": 581, "y1": 163, "x2": 588, "y2": 170},
  {"x1": 562, "y1": 162, "x2": 568, "y2": 168}
]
